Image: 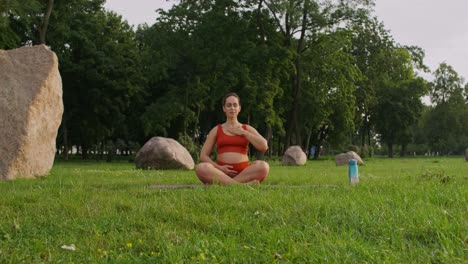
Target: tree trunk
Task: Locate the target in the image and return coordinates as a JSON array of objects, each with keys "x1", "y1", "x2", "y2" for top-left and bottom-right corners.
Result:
[
  {"x1": 39, "y1": 0, "x2": 54, "y2": 44},
  {"x1": 256, "y1": 0, "x2": 265, "y2": 41},
  {"x1": 293, "y1": 88, "x2": 301, "y2": 146},
  {"x1": 268, "y1": 136, "x2": 273, "y2": 160},
  {"x1": 305, "y1": 128, "x2": 312, "y2": 158},
  {"x1": 193, "y1": 105, "x2": 200, "y2": 140},
  {"x1": 284, "y1": 120, "x2": 293, "y2": 150},
  {"x1": 367, "y1": 121, "x2": 372, "y2": 156},
  {"x1": 361, "y1": 114, "x2": 367, "y2": 147},
  {"x1": 400, "y1": 144, "x2": 407, "y2": 157},
  {"x1": 81, "y1": 144, "x2": 89, "y2": 160},
  {"x1": 284, "y1": 6, "x2": 307, "y2": 151},
  {"x1": 99, "y1": 141, "x2": 105, "y2": 160},
  {"x1": 277, "y1": 136, "x2": 282, "y2": 157},
  {"x1": 387, "y1": 143, "x2": 393, "y2": 158},
  {"x1": 183, "y1": 80, "x2": 189, "y2": 136},
  {"x1": 313, "y1": 124, "x2": 328, "y2": 160},
  {"x1": 293, "y1": 2, "x2": 307, "y2": 148}
]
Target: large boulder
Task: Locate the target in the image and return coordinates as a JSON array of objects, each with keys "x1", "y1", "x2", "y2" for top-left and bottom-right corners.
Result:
[
  {"x1": 282, "y1": 146, "x2": 307, "y2": 165},
  {"x1": 0, "y1": 45, "x2": 63, "y2": 180},
  {"x1": 135, "y1": 137, "x2": 194, "y2": 170},
  {"x1": 335, "y1": 151, "x2": 364, "y2": 166}
]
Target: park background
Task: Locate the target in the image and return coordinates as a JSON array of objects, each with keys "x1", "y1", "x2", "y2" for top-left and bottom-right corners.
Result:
[
  {"x1": 1, "y1": 1, "x2": 467, "y2": 262},
  {"x1": 1, "y1": 0, "x2": 467, "y2": 162}
]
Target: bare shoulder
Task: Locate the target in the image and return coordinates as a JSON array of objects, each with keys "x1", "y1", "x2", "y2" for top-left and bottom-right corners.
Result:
[
  {"x1": 201, "y1": 126, "x2": 218, "y2": 148},
  {"x1": 207, "y1": 125, "x2": 219, "y2": 138},
  {"x1": 245, "y1": 125, "x2": 260, "y2": 134}
]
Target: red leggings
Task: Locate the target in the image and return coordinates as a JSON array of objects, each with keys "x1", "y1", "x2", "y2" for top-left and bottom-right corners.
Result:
[{"x1": 216, "y1": 160, "x2": 249, "y2": 175}]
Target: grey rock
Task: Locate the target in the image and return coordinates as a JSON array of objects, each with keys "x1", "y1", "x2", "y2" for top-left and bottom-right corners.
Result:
[
  {"x1": 335, "y1": 151, "x2": 364, "y2": 166},
  {"x1": 0, "y1": 45, "x2": 63, "y2": 180},
  {"x1": 282, "y1": 146, "x2": 307, "y2": 166},
  {"x1": 135, "y1": 137, "x2": 194, "y2": 170}
]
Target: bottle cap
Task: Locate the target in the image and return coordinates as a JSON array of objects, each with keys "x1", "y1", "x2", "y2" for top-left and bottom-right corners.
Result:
[{"x1": 349, "y1": 159, "x2": 357, "y2": 165}]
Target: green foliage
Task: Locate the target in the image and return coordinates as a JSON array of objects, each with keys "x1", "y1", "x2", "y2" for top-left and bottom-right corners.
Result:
[
  {"x1": 431, "y1": 63, "x2": 465, "y2": 105},
  {"x1": 464, "y1": 83, "x2": 468, "y2": 104},
  {"x1": 421, "y1": 102, "x2": 468, "y2": 154},
  {"x1": 138, "y1": 0, "x2": 291, "y2": 140},
  {"x1": 414, "y1": 63, "x2": 468, "y2": 154},
  {"x1": 419, "y1": 169, "x2": 452, "y2": 184},
  {"x1": 105, "y1": 140, "x2": 116, "y2": 162},
  {"x1": 178, "y1": 133, "x2": 201, "y2": 163},
  {"x1": 47, "y1": 2, "x2": 145, "y2": 151},
  {"x1": 260, "y1": 0, "x2": 373, "y2": 150},
  {"x1": 347, "y1": 144, "x2": 359, "y2": 152},
  {"x1": 0, "y1": 158, "x2": 466, "y2": 262},
  {"x1": 0, "y1": 0, "x2": 41, "y2": 48},
  {"x1": 3, "y1": 0, "x2": 464, "y2": 157},
  {"x1": 372, "y1": 47, "x2": 429, "y2": 157},
  {"x1": 300, "y1": 29, "x2": 363, "y2": 147},
  {"x1": 359, "y1": 144, "x2": 372, "y2": 158}
]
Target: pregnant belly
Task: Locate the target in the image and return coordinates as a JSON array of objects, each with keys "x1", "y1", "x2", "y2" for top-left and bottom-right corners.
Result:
[{"x1": 217, "y1": 152, "x2": 249, "y2": 163}]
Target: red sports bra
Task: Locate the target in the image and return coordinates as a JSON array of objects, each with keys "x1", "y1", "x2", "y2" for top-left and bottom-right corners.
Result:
[{"x1": 216, "y1": 124, "x2": 249, "y2": 154}]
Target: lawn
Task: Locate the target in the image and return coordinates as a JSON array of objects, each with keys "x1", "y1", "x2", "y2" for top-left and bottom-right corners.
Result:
[{"x1": 0, "y1": 157, "x2": 466, "y2": 263}]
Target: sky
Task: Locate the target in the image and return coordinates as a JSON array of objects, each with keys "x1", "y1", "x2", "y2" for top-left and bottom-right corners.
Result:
[{"x1": 104, "y1": 0, "x2": 468, "y2": 81}]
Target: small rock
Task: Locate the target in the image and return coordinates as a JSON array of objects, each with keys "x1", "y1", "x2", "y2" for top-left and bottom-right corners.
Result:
[
  {"x1": 282, "y1": 146, "x2": 307, "y2": 165},
  {"x1": 61, "y1": 244, "x2": 76, "y2": 251},
  {"x1": 135, "y1": 137, "x2": 194, "y2": 170}
]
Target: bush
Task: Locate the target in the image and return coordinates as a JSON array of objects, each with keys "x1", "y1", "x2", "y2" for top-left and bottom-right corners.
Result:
[
  {"x1": 359, "y1": 145, "x2": 373, "y2": 158},
  {"x1": 127, "y1": 141, "x2": 141, "y2": 162},
  {"x1": 347, "y1": 144, "x2": 359, "y2": 153},
  {"x1": 105, "y1": 140, "x2": 116, "y2": 162},
  {"x1": 178, "y1": 133, "x2": 201, "y2": 163}
]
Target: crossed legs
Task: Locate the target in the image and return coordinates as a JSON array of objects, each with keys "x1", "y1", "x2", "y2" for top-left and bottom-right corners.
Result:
[{"x1": 195, "y1": 161, "x2": 269, "y2": 185}]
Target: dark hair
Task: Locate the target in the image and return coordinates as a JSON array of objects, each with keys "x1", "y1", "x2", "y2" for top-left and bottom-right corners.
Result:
[{"x1": 222, "y1": 92, "x2": 241, "y2": 106}]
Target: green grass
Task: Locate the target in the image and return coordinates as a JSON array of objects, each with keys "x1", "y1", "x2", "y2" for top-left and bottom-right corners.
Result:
[{"x1": 0, "y1": 157, "x2": 467, "y2": 263}]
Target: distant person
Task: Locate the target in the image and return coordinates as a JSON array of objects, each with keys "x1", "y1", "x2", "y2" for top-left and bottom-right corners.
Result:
[
  {"x1": 195, "y1": 92, "x2": 270, "y2": 185},
  {"x1": 309, "y1": 146, "x2": 316, "y2": 158}
]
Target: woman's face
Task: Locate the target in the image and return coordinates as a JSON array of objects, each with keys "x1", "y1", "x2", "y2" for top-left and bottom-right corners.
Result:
[{"x1": 223, "y1": 96, "x2": 241, "y2": 118}]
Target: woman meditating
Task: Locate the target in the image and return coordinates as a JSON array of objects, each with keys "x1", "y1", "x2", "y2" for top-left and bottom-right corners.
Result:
[{"x1": 195, "y1": 92, "x2": 270, "y2": 185}]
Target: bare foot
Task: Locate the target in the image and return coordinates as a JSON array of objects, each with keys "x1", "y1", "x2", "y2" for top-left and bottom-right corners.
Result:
[{"x1": 245, "y1": 180, "x2": 260, "y2": 185}]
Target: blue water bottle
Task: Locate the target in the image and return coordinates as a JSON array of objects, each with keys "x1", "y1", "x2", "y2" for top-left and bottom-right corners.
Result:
[{"x1": 348, "y1": 159, "x2": 359, "y2": 184}]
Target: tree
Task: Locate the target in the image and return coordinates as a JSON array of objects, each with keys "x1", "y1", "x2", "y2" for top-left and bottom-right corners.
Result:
[
  {"x1": 259, "y1": 0, "x2": 374, "y2": 153},
  {"x1": 431, "y1": 62, "x2": 465, "y2": 105},
  {"x1": 138, "y1": 0, "x2": 290, "y2": 158},
  {"x1": 464, "y1": 83, "x2": 468, "y2": 104},
  {"x1": 422, "y1": 63, "x2": 468, "y2": 154},
  {"x1": 47, "y1": 1, "x2": 144, "y2": 159},
  {"x1": 372, "y1": 48, "x2": 428, "y2": 157},
  {"x1": 349, "y1": 16, "x2": 393, "y2": 148},
  {"x1": 0, "y1": 0, "x2": 57, "y2": 47},
  {"x1": 0, "y1": 0, "x2": 40, "y2": 48},
  {"x1": 300, "y1": 29, "x2": 362, "y2": 159},
  {"x1": 423, "y1": 101, "x2": 468, "y2": 155},
  {"x1": 38, "y1": 0, "x2": 55, "y2": 44}
]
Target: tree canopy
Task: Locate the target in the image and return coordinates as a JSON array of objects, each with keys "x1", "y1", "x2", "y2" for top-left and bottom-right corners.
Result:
[{"x1": 1, "y1": 0, "x2": 466, "y2": 159}]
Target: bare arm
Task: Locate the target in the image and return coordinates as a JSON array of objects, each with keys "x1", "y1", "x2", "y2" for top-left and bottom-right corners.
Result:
[
  {"x1": 199, "y1": 127, "x2": 218, "y2": 166},
  {"x1": 226, "y1": 125, "x2": 268, "y2": 152}
]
